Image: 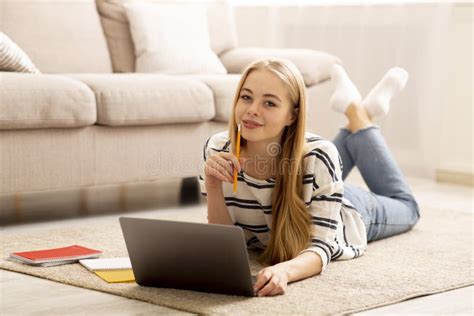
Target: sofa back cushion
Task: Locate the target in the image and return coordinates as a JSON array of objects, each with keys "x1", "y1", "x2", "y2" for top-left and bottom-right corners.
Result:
[
  {"x1": 96, "y1": 0, "x2": 238, "y2": 73},
  {"x1": 0, "y1": 0, "x2": 112, "y2": 73}
]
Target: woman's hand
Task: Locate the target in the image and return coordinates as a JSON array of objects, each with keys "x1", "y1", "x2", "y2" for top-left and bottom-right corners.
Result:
[
  {"x1": 254, "y1": 263, "x2": 290, "y2": 297},
  {"x1": 204, "y1": 152, "x2": 243, "y2": 190}
]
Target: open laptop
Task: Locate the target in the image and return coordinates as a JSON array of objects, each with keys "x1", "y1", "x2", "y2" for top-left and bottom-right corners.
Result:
[{"x1": 119, "y1": 217, "x2": 257, "y2": 297}]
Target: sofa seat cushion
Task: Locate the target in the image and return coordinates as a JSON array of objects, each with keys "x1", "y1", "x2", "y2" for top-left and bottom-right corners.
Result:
[
  {"x1": 175, "y1": 74, "x2": 241, "y2": 123},
  {"x1": 0, "y1": 72, "x2": 96, "y2": 130},
  {"x1": 68, "y1": 74, "x2": 216, "y2": 126}
]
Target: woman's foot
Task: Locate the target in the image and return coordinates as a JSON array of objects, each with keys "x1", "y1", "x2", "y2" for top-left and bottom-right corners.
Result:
[
  {"x1": 329, "y1": 64, "x2": 362, "y2": 114},
  {"x1": 362, "y1": 67, "x2": 409, "y2": 119},
  {"x1": 345, "y1": 102, "x2": 374, "y2": 133}
]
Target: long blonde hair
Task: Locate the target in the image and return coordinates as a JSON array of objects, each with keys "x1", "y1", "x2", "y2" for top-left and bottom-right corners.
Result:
[{"x1": 228, "y1": 58, "x2": 312, "y2": 266}]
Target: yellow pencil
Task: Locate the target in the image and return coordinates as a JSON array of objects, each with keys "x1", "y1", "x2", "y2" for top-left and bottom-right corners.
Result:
[{"x1": 233, "y1": 124, "x2": 241, "y2": 196}]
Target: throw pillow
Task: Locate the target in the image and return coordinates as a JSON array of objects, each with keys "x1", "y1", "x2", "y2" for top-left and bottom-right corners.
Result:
[
  {"x1": 0, "y1": 32, "x2": 40, "y2": 73},
  {"x1": 96, "y1": 0, "x2": 238, "y2": 74},
  {"x1": 124, "y1": 2, "x2": 227, "y2": 74}
]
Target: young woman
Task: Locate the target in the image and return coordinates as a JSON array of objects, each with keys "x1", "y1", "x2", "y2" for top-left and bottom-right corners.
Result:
[{"x1": 199, "y1": 59, "x2": 420, "y2": 297}]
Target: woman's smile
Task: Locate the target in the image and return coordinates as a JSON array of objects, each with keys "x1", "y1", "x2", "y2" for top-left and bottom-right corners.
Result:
[{"x1": 242, "y1": 119, "x2": 263, "y2": 129}]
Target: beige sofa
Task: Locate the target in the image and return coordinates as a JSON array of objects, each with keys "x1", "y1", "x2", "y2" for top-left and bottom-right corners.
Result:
[{"x1": 0, "y1": 0, "x2": 340, "y2": 218}]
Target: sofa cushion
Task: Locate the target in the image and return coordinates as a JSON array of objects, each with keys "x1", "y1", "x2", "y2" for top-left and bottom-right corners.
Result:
[
  {"x1": 96, "y1": 0, "x2": 238, "y2": 73},
  {"x1": 0, "y1": 72, "x2": 96, "y2": 130},
  {"x1": 176, "y1": 74, "x2": 241, "y2": 123},
  {"x1": 67, "y1": 74, "x2": 216, "y2": 126},
  {"x1": 0, "y1": 0, "x2": 112, "y2": 73},
  {"x1": 220, "y1": 48, "x2": 341, "y2": 87},
  {"x1": 96, "y1": 0, "x2": 137, "y2": 73},
  {"x1": 124, "y1": 2, "x2": 227, "y2": 75}
]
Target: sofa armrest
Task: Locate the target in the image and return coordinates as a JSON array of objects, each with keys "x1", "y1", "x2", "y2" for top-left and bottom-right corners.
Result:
[{"x1": 219, "y1": 47, "x2": 341, "y2": 87}]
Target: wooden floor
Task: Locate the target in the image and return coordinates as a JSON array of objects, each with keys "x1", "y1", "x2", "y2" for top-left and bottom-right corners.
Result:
[{"x1": 1, "y1": 172, "x2": 472, "y2": 315}]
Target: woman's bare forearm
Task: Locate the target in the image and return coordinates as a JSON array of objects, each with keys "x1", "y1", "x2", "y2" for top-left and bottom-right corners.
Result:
[
  {"x1": 284, "y1": 251, "x2": 323, "y2": 282},
  {"x1": 206, "y1": 186, "x2": 234, "y2": 225}
]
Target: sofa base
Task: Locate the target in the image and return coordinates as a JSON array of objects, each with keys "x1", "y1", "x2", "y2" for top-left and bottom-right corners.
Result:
[
  {"x1": 0, "y1": 121, "x2": 228, "y2": 195},
  {"x1": 0, "y1": 177, "x2": 205, "y2": 225}
]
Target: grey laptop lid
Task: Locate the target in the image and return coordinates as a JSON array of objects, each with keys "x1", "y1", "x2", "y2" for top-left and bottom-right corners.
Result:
[{"x1": 119, "y1": 217, "x2": 257, "y2": 297}]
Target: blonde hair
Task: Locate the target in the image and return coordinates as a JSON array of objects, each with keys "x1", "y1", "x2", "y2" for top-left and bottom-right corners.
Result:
[{"x1": 228, "y1": 58, "x2": 312, "y2": 266}]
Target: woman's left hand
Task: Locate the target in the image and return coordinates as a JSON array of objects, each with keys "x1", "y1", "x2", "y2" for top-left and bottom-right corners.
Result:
[{"x1": 253, "y1": 264, "x2": 289, "y2": 297}]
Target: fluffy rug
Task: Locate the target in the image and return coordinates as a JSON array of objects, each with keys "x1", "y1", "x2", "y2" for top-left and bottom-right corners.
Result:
[{"x1": 1, "y1": 205, "x2": 472, "y2": 315}]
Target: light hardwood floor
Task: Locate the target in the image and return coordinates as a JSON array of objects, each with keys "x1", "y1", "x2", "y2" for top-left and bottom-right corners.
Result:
[{"x1": 1, "y1": 171, "x2": 473, "y2": 315}]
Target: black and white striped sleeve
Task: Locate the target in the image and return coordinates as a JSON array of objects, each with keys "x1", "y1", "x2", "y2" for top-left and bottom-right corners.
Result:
[
  {"x1": 198, "y1": 136, "x2": 212, "y2": 197},
  {"x1": 298, "y1": 141, "x2": 343, "y2": 273},
  {"x1": 198, "y1": 132, "x2": 231, "y2": 197}
]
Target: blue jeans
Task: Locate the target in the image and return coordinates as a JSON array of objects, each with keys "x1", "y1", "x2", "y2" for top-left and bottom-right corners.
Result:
[{"x1": 332, "y1": 126, "x2": 421, "y2": 243}]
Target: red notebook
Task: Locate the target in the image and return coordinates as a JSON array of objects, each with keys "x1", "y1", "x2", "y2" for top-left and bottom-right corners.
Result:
[{"x1": 9, "y1": 245, "x2": 102, "y2": 265}]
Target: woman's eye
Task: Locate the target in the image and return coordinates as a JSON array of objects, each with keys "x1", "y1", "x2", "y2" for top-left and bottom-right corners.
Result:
[{"x1": 239, "y1": 96, "x2": 275, "y2": 107}]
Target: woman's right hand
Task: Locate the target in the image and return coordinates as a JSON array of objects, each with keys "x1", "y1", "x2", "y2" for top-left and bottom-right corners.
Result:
[{"x1": 204, "y1": 152, "x2": 243, "y2": 190}]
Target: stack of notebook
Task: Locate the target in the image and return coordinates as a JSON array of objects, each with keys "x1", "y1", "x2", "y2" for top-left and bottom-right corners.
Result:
[
  {"x1": 8, "y1": 245, "x2": 102, "y2": 267},
  {"x1": 79, "y1": 257, "x2": 135, "y2": 283}
]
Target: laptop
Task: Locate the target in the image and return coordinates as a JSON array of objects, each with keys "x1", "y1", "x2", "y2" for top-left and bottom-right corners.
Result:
[{"x1": 119, "y1": 217, "x2": 257, "y2": 297}]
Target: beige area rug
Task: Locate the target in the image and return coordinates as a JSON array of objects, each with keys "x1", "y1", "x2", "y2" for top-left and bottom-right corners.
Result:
[{"x1": 1, "y1": 206, "x2": 472, "y2": 315}]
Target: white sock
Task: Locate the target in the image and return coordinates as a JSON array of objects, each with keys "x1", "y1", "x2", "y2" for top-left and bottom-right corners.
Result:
[
  {"x1": 329, "y1": 64, "x2": 362, "y2": 114},
  {"x1": 362, "y1": 67, "x2": 409, "y2": 119}
]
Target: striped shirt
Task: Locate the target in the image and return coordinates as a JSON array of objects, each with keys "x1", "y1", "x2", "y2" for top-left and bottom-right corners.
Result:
[{"x1": 199, "y1": 131, "x2": 368, "y2": 273}]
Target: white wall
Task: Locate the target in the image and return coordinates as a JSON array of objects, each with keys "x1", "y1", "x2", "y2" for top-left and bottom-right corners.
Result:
[{"x1": 230, "y1": 2, "x2": 473, "y2": 179}]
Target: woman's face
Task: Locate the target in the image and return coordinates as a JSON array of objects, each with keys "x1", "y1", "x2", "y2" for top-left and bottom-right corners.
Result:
[{"x1": 235, "y1": 69, "x2": 296, "y2": 144}]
